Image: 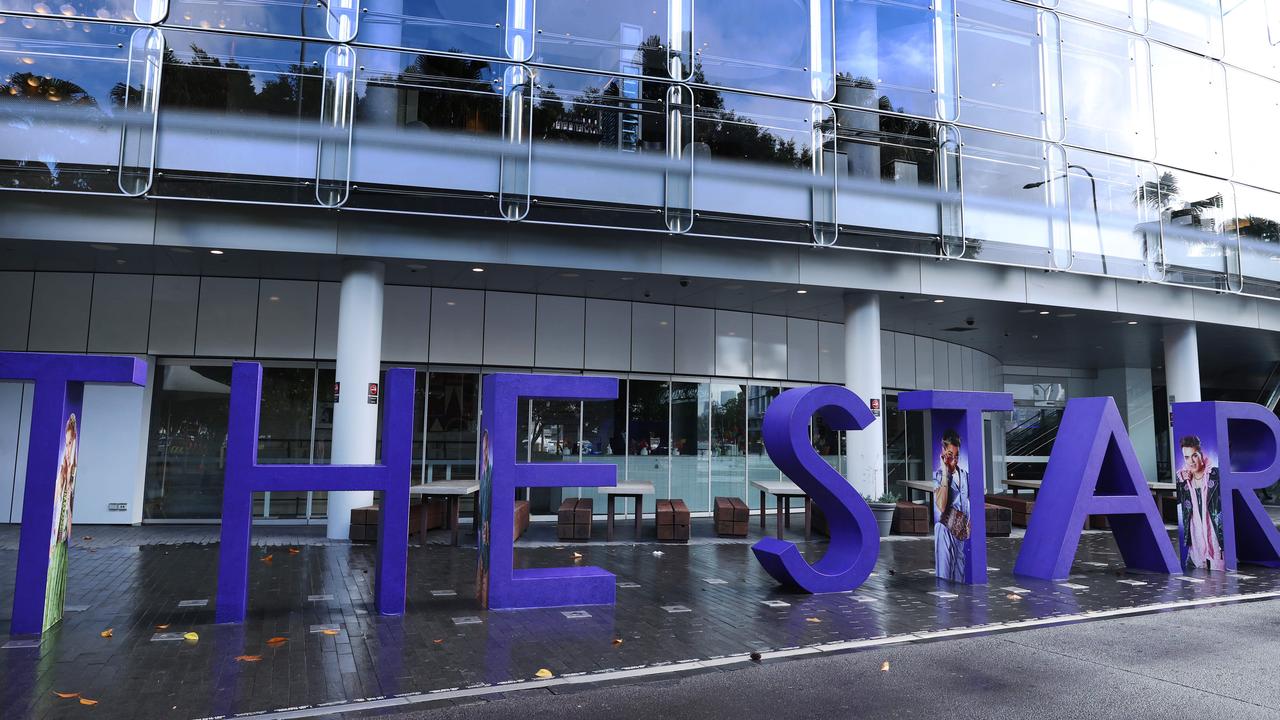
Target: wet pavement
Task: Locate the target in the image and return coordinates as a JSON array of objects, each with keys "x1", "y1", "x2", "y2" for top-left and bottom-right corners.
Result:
[{"x1": 1, "y1": 520, "x2": 1277, "y2": 719}]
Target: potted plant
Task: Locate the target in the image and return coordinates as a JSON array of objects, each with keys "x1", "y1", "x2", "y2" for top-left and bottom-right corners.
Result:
[{"x1": 864, "y1": 493, "x2": 899, "y2": 537}]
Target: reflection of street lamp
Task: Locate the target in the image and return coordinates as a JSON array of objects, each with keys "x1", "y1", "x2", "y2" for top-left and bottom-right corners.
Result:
[{"x1": 1023, "y1": 164, "x2": 1105, "y2": 275}]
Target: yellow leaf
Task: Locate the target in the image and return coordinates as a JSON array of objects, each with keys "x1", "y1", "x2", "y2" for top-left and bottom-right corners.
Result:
[
  {"x1": 235, "y1": 655, "x2": 262, "y2": 662},
  {"x1": 534, "y1": 668, "x2": 553, "y2": 679},
  {"x1": 99, "y1": 628, "x2": 113, "y2": 638},
  {"x1": 321, "y1": 629, "x2": 340, "y2": 636},
  {"x1": 79, "y1": 698, "x2": 99, "y2": 706},
  {"x1": 183, "y1": 632, "x2": 199, "y2": 642},
  {"x1": 571, "y1": 552, "x2": 582, "y2": 559},
  {"x1": 266, "y1": 637, "x2": 288, "y2": 646},
  {"x1": 261, "y1": 554, "x2": 274, "y2": 564},
  {"x1": 612, "y1": 638, "x2": 623, "y2": 646},
  {"x1": 433, "y1": 639, "x2": 444, "y2": 644},
  {"x1": 53, "y1": 691, "x2": 80, "y2": 699},
  {"x1": 155, "y1": 624, "x2": 170, "y2": 630},
  {"x1": 805, "y1": 617, "x2": 821, "y2": 623},
  {"x1": 1005, "y1": 593, "x2": 1022, "y2": 601},
  {"x1": 880, "y1": 661, "x2": 890, "y2": 672},
  {"x1": 287, "y1": 548, "x2": 300, "y2": 555}
]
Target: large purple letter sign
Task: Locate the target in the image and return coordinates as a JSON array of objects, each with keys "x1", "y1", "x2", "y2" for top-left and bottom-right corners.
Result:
[
  {"x1": 216, "y1": 362, "x2": 415, "y2": 623},
  {"x1": 1, "y1": 352, "x2": 146, "y2": 636},
  {"x1": 1173, "y1": 402, "x2": 1280, "y2": 570},
  {"x1": 898, "y1": 391, "x2": 1013, "y2": 584},
  {"x1": 753, "y1": 385, "x2": 878, "y2": 593},
  {"x1": 479, "y1": 373, "x2": 618, "y2": 610},
  {"x1": 1015, "y1": 397, "x2": 1179, "y2": 580}
]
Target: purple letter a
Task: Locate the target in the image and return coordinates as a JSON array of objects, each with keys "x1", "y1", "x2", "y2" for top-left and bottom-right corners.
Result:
[{"x1": 1015, "y1": 397, "x2": 1179, "y2": 580}]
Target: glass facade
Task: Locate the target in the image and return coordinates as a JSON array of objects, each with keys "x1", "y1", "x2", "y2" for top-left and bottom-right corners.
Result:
[
  {"x1": 3, "y1": 0, "x2": 1274, "y2": 296},
  {"x1": 142, "y1": 365, "x2": 864, "y2": 520}
]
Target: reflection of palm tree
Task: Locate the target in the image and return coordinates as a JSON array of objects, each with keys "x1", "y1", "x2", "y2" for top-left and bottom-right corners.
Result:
[
  {"x1": 1, "y1": 73, "x2": 99, "y2": 108},
  {"x1": 1134, "y1": 170, "x2": 1179, "y2": 209}
]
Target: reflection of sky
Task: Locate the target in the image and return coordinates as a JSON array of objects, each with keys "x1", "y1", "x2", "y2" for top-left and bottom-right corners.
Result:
[
  {"x1": 694, "y1": 0, "x2": 813, "y2": 95},
  {"x1": 531, "y1": 0, "x2": 664, "y2": 72},
  {"x1": 1060, "y1": 18, "x2": 1149, "y2": 156},
  {"x1": 164, "y1": 29, "x2": 327, "y2": 93},
  {"x1": 835, "y1": 0, "x2": 935, "y2": 115},
  {"x1": 361, "y1": 0, "x2": 504, "y2": 56},
  {"x1": 955, "y1": 0, "x2": 1043, "y2": 133}
]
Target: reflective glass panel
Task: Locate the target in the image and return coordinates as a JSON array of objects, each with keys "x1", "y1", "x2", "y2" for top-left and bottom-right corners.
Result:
[
  {"x1": 1150, "y1": 43, "x2": 1230, "y2": 179},
  {"x1": 627, "y1": 379, "x2": 670, "y2": 496},
  {"x1": 834, "y1": 106, "x2": 947, "y2": 254},
  {"x1": 669, "y1": 381, "x2": 708, "y2": 512},
  {"x1": 143, "y1": 364, "x2": 231, "y2": 520},
  {"x1": 0, "y1": 0, "x2": 163, "y2": 23},
  {"x1": 812, "y1": 411, "x2": 845, "y2": 478},
  {"x1": 1063, "y1": 147, "x2": 1160, "y2": 279},
  {"x1": 166, "y1": 0, "x2": 357, "y2": 41},
  {"x1": 580, "y1": 391, "x2": 627, "y2": 512},
  {"x1": 958, "y1": 127, "x2": 1071, "y2": 269},
  {"x1": 520, "y1": 398, "x2": 580, "y2": 514},
  {"x1": 360, "y1": 0, "x2": 506, "y2": 59},
  {"x1": 532, "y1": 0, "x2": 668, "y2": 77},
  {"x1": 693, "y1": 0, "x2": 834, "y2": 100},
  {"x1": 1223, "y1": 0, "x2": 1280, "y2": 80},
  {"x1": 347, "y1": 49, "x2": 512, "y2": 218},
  {"x1": 691, "y1": 89, "x2": 835, "y2": 243},
  {"x1": 424, "y1": 371, "x2": 478, "y2": 483},
  {"x1": 1148, "y1": 0, "x2": 1224, "y2": 57},
  {"x1": 255, "y1": 367, "x2": 316, "y2": 519},
  {"x1": 525, "y1": 68, "x2": 691, "y2": 231},
  {"x1": 1055, "y1": 0, "x2": 1146, "y2": 32},
  {"x1": 835, "y1": 0, "x2": 941, "y2": 119},
  {"x1": 1235, "y1": 182, "x2": 1280, "y2": 297},
  {"x1": 1060, "y1": 17, "x2": 1154, "y2": 159},
  {"x1": 0, "y1": 17, "x2": 159, "y2": 195},
  {"x1": 746, "y1": 385, "x2": 781, "y2": 506},
  {"x1": 1227, "y1": 66, "x2": 1280, "y2": 193},
  {"x1": 709, "y1": 382, "x2": 746, "y2": 505},
  {"x1": 1153, "y1": 167, "x2": 1239, "y2": 291},
  {"x1": 955, "y1": 0, "x2": 1062, "y2": 140},
  {"x1": 152, "y1": 31, "x2": 353, "y2": 205}
]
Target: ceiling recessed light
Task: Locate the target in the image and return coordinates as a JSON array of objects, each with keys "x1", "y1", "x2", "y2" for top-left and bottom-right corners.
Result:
[
  {"x1": 446, "y1": 301, "x2": 456, "y2": 306},
  {"x1": 114, "y1": 258, "x2": 126, "y2": 265},
  {"x1": 796, "y1": 289, "x2": 808, "y2": 294},
  {"x1": 471, "y1": 267, "x2": 484, "y2": 273},
  {"x1": 619, "y1": 276, "x2": 635, "y2": 281},
  {"x1": 659, "y1": 320, "x2": 669, "y2": 326},
  {"x1": 1038, "y1": 310, "x2": 1050, "y2": 315},
  {"x1": 932, "y1": 298, "x2": 945, "y2": 304},
  {"x1": 269, "y1": 296, "x2": 280, "y2": 302},
  {"x1": 209, "y1": 249, "x2": 224, "y2": 255},
  {"x1": 1127, "y1": 320, "x2": 1138, "y2": 325}
]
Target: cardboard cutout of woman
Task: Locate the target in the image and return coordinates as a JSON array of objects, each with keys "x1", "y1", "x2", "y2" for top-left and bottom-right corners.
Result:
[
  {"x1": 44, "y1": 413, "x2": 78, "y2": 630},
  {"x1": 933, "y1": 428, "x2": 970, "y2": 581},
  {"x1": 1176, "y1": 435, "x2": 1224, "y2": 571}
]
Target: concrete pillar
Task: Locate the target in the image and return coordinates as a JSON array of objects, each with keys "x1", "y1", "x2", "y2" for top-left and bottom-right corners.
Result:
[
  {"x1": 844, "y1": 291, "x2": 884, "y2": 498},
  {"x1": 327, "y1": 260, "x2": 386, "y2": 540},
  {"x1": 1097, "y1": 367, "x2": 1158, "y2": 480},
  {"x1": 1163, "y1": 322, "x2": 1202, "y2": 404}
]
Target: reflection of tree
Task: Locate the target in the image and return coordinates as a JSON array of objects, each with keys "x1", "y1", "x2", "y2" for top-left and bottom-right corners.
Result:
[
  {"x1": 0, "y1": 70, "x2": 108, "y2": 190},
  {"x1": 1238, "y1": 216, "x2": 1280, "y2": 243},
  {"x1": 1134, "y1": 171, "x2": 1179, "y2": 210},
  {"x1": 377, "y1": 52, "x2": 499, "y2": 132},
  {"x1": 0, "y1": 73, "x2": 98, "y2": 107}
]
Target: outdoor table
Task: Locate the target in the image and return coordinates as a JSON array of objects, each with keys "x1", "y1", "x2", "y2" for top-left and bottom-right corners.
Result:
[
  {"x1": 410, "y1": 480, "x2": 480, "y2": 547},
  {"x1": 1005, "y1": 478, "x2": 1176, "y2": 497},
  {"x1": 904, "y1": 479, "x2": 936, "y2": 504},
  {"x1": 603, "y1": 482, "x2": 655, "y2": 541},
  {"x1": 751, "y1": 479, "x2": 812, "y2": 540}
]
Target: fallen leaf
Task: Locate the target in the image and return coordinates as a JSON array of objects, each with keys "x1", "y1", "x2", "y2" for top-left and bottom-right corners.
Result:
[
  {"x1": 1005, "y1": 593, "x2": 1022, "y2": 601},
  {"x1": 79, "y1": 698, "x2": 99, "y2": 706},
  {"x1": 53, "y1": 691, "x2": 80, "y2": 699},
  {"x1": 266, "y1": 637, "x2": 288, "y2": 646},
  {"x1": 749, "y1": 651, "x2": 762, "y2": 663},
  {"x1": 183, "y1": 632, "x2": 199, "y2": 642},
  {"x1": 261, "y1": 554, "x2": 274, "y2": 564},
  {"x1": 81, "y1": 536, "x2": 93, "y2": 541},
  {"x1": 321, "y1": 629, "x2": 340, "y2": 636},
  {"x1": 534, "y1": 668, "x2": 553, "y2": 679},
  {"x1": 288, "y1": 548, "x2": 300, "y2": 555},
  {"x1": 235, "y1": 655, "x2": 262, "y2": 662},
  {"x1": 880, "y1": 661, "x2": 890, "y2": 672},
  {"x1": 611, "y1": 638, "x2": 623, "y2": 646},
  {"x1": 571, "y1": 552, "x2": 582, "y2": 560},
  {"x1": 433, "y1": 639, "x2": 444, "y2": 644},
  {"x1": 99, "y1": 628, "x2": 113, "y2": 638},
  {"x1": 805, "y1": 617, "x2": 821, "y2": 623},
  {"x1": 155, "y1": 624, "x2": 170, "y2": 630},
  {"x1": 652, "y1": 551, "x2": 664, "y2": 557}
]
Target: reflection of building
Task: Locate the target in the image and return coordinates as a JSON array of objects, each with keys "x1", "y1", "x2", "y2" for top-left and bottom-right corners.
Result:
[{"x1": 1, "y1": 0, "x2": 1279, "y2": 532}]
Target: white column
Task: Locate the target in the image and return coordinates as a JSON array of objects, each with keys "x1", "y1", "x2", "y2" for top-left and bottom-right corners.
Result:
[
  {"x1": 843, "y1": 291, "x2": 884, "y2": 499},
  {"x1": 1163, "y1": 322, "x2": 1201, "y2": 404},
  {"x1": 327, "y1": 260, "x2": 386, "y2": 540}
]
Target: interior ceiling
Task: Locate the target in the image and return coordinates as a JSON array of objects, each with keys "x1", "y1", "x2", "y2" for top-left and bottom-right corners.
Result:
[{"x1": 1, "y1": 238, "x2": 1276, "y2": 388}]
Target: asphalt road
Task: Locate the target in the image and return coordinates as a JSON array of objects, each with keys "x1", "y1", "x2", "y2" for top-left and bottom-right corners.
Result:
[{"x1": 351, "y1": 598, "x2": 1280, "y2": 720}]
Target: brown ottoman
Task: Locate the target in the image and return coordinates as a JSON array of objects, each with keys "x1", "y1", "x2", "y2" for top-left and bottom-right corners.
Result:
[
  {"x1": 350, "y1": 504, "x2": 378, "y2": 543},
  {"x1": 656, "y1": 499, "x2": 691, "y2": 542},
  {"x1": 714, "y1": 496, "x2": 749, "y2": 537},
  {"x1": 892, "y1": 501, "x2": 929, "y2": 536},
  {"x1": 986, "y1": 494, "x2": 1035, "y2": 528},
  {"x1": 410, "y1": 497, "x2": 447, "y2": 539},
  {"x1": 985, "y1": 503, "x2": 1011, "y2": 536},
  {"x1": 557, "y1": 498, "x2": 593, "y2": 541},
  {"x1": 514, "y1": 499, "x2": 530, "y2": 541}
]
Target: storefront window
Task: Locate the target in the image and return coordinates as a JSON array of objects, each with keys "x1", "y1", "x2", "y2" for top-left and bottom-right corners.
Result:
[
  {"x1": 746, "y1": 385, "x2": 781, "y2": 506},
  {"x1": 580, "y1": 387, "x2": 628, "y2": 512},
  {"x1": 709, "y1": 382, "x2": 747, "y2": 504},
  {"x1": 669, "y1": 381, "x2": 709, "y2": 512},
  {"x1": 628, "y1": 379, "x2": 671, "y2": 496},
  {"x1": 425, "y1": 371, "x2": 479, "y2": 483},
  {"x1": 143, "y1": 365, "x2": 232, "y2": 520},
  {"x1": 254, "y1": 367, "x2": 316, "y2": 519}
]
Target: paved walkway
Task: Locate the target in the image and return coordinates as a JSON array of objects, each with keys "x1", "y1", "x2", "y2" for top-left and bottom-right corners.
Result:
[{"x1": 0, "y1": 521, "x2": 1275, "y2": 719}]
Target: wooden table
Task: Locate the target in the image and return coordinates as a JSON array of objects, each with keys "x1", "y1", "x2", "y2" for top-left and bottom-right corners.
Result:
[
  {"x1": 1005, "y1": 478, "x2": 1176, "y2": 496},
  {"x1": 751, "y1": 480, "x2": 812, "y2": 540},
  {"x1": 602, "y1": 482, "x2": 655, "y2": 541},
  {"x1": 409, "y1": 480, "x2": 480, "y2": 546},
  {"x1": 904, "y1": 479, "x2": 936, "y2": 503}
]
